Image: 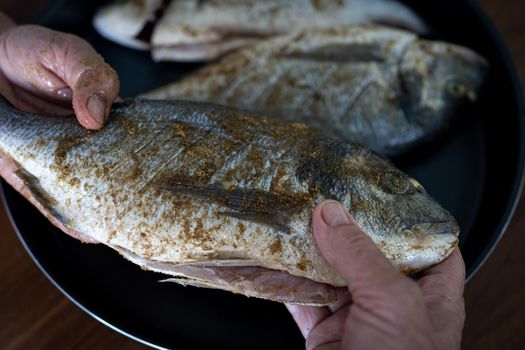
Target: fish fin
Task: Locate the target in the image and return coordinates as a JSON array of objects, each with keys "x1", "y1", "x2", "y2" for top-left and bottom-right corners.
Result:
[
  {"x1": 0, "y1": 150, "x2": 97, "y2": 243},
  {"x1": 115, "y1": 245, "x2": 336, "y2": 305},
  {"x1": 159, "y1": 268, "x2": 337, "y2": 306},
  {"x1": 175, "y1": 259, "x2": 260, "y2": 267},
  {"x1": 281, "y1": 42, "x2": 386, "y2": 63}
]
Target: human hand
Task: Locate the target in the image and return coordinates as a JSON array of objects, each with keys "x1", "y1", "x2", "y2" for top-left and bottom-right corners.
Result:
[
  {"x1": 287, "y1": 200, "x2": 465, "y2": 350},
  {"x1": 0, "y1": 13, "x2": 119, "y2": 130}
]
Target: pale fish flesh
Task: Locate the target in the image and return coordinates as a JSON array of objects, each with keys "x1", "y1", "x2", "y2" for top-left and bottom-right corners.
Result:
[{"x1": 94, "y1": 0, "x2": 429, "y2": 61}]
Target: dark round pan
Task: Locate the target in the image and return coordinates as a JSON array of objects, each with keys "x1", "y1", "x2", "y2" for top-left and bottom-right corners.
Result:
[{"x1": 2, "y1": 0, "x2": 524, "y2": 349}]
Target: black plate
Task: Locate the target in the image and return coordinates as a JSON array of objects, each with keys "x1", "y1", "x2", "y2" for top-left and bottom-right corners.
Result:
[{"x1": 2, "y1": 0, "x2": 525, "y2": 349}]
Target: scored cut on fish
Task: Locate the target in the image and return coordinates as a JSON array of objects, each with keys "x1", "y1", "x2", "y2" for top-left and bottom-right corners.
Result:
[
  {"x1": 144, "y1": 26, "x2": 487, "y2": 156},
  {"x1": 0, "y1": 98, "x2": 459, "y2": 305}
]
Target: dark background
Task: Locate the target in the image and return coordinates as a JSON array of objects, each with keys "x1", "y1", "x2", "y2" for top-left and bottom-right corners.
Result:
[{"x1": 0, "y1": 0, "x2": 524, "y2": 349}]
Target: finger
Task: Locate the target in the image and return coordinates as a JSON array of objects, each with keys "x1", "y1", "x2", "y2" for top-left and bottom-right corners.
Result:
[
  {"x1": 417, "y1": 248, "x2": 465, "y2": 349},
  {"x1": 327, "y1": 288, "x2": 352, "y2": 314},
  {"x1": 50, "y1": 31, "x2": 119, "y2": 129},
  {"x1": 0, "y1": 58, "x2": 73, "y2": 113},
  {"x1": 305, "y1": 306, "x2": 349, "y2": 350},
  {"x1": 417, "y1": 247, "x2": 465, "y2": 308},
  {"x1": 70, "y1": 64, "x2": 119, "y2": 130},
  {"x1": 0, "y1": 25, "x2": 119, "y2": 129},
  {"x1": 9, "y1": 84, "x2": 73, "y2": 116},
  {"x1": 418, "y1": 247, "x2": 465, "y2": 297},
  {"x1": 312, "y1": 200, "x2": 405, "y2": 294},
  {"x1": 287, "y1": 288, "x2": 351, "y2": 338},
  {"x1": 309, "y1": 343, "x2": 339, "y2": 350},
  {"x1": 312, "y1": 201, "x2": 436, "y2": 350},
  {"x1": 285, "y1": 304, "x2": 331, "y2": 338},
  {"x1": 0, "y1": 26, "x2": 75, "y2": 101}
]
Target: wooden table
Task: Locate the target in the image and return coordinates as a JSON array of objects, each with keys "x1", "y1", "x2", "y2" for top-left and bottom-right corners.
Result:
[{"x1": 1, "y1": 0, "x2": 524, "y2": 349}]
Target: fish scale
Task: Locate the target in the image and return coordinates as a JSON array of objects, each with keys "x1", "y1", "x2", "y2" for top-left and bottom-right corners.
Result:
[
  {"x1": 145, "y1": 25, "x2": 487, "y2": 156},
  {"x1": 0, "y1": 98, "x2": 459, "y2": 305},
  {"x1": 220, "y1": 58, "x2": 293, "y2": 108},
  {"x1": 259, "y1": 60, "x2": 337, "y2": 120}
]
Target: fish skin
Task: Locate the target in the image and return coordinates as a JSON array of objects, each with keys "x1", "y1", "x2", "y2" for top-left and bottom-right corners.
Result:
[
  {"x1": 0, "y1": 98, "x2": 459, "y2": 304},
  {"x1": 151, "y1": 0, "x2": 429, "y2": 61},
  {"x1": 144, "y1": 26, "x2": 488, "y2": 156},
  {"x1": 93, "y1": 0, "x2": 429, "y2": 61}
]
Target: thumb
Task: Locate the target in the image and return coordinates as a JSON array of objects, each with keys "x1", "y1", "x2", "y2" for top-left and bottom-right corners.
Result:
[
  {"x1": 70, "y1": 66, "x2": 119, "y2": 130},
  {"x1": 56, "y1": 32, "x2": 119, "y2": 130},
  {"x1": 312, "y1": 201, "x2": 435, "y2": 350},
  {"x1": 312, "y1": 200, "x2": 406, "y2": 294},
  {"x1": 0, "y1": 25, "x2": 119, "y2": 130}
]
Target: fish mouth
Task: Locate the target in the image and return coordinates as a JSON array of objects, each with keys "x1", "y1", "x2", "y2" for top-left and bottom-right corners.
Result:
[
  {"x1": 407, "y1": 221, "x2": 460, "y2": 236},
  {"x1": 391, "y1": 221, "x2": 460, "y2": 274}
]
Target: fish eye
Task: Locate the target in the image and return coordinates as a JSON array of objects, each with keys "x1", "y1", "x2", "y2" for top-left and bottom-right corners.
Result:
[
  {"x1": 446, "y1": 79, "x2": 468, "y2": 98},
  {"x1": 380, "y1": 172, "x2": 412, "y2": 195}
]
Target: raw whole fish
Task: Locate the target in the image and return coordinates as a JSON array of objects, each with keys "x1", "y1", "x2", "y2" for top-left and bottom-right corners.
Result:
[
  {"x1": 145, "y1": 26, "x2": 487, "y2": 155},
  {"x1": 94, "y1": 0, "x2": 429, "y2": 61},
  {"x1": 0, "y1": 98, "x2": 459, "y2": 304}
]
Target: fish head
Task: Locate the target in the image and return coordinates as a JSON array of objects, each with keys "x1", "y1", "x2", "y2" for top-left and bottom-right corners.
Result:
[
  {"x1": 342, "y1": 151, "x2": 460, "y2": 273},
  {"x1": 399, "y1": 40, "x2": 487, "y2": 129}
]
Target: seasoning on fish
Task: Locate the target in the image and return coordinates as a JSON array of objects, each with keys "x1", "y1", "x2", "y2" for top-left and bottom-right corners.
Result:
[
  {"x1": 144, "y1": 26, "x2": 487, "y2": 156},
  {"x1": 0, "y1": 98, "x2": 459, "y2": 305},
  {"x1": 94, "y1": 0, "x2": 429, "y2": 61}
]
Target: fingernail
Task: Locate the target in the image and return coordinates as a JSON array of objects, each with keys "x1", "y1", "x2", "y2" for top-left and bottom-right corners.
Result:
[
  {"x1": 321, "y1": 201, "x2": 353, "y2": 227},
  {"x1": 87, "y1": 94, "x2": 106, "y2": 125}
]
